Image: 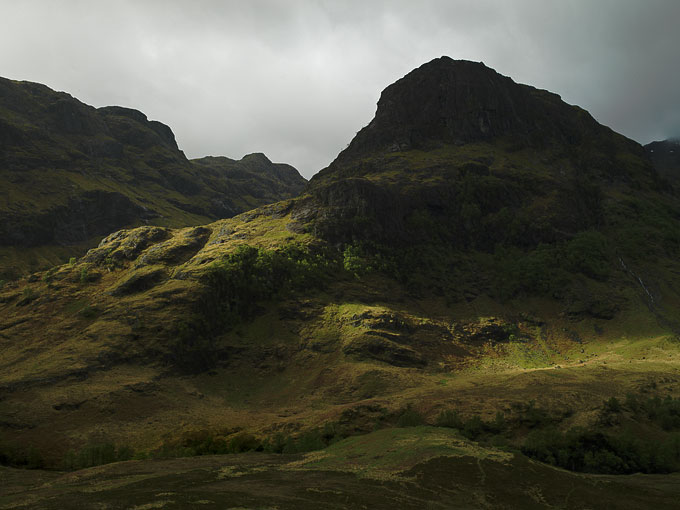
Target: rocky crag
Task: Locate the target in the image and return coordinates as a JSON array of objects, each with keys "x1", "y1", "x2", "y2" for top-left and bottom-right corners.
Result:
[{"x1": 646, "y1": 137, "x2": 680, "y2": 186}]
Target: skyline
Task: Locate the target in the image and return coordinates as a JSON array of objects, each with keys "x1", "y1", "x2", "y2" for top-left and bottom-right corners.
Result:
[{"x1": 2, "y1": 0, "x2": 679, "y2": 178}]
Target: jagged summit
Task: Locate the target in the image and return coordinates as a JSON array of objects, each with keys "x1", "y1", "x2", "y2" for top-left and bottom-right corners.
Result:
[
  {"x1": 191, "y1": 152, "x2": 306, "y2": 190},
  {"x1": 304, "y1": 57, "x2": 656, "y2": 248},
  {"x1": 331, "y1": 56, "x2": 611, "y2": 167}
]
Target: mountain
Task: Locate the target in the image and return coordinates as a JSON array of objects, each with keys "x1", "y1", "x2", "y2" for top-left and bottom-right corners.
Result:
[
  {"x1": 646, "y1": 137, "x2": 680, "y2": 185},
  {"x1": 0, "y1": 77, "x2": 306, "y2": 278},
  {"x1": 306, "y1": 57, "x2": 659, "y2": 247},
  {"x1": 2, "y1": 58, "x2": 680, "y2": 507}
]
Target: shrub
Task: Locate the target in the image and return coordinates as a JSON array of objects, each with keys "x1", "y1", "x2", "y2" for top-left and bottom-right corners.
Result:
[
  {"x1": 321, "y1": 422, "x2": 345, "y2": 444},
  {"x1": 76, "y1": 442, "x2": 117, "y2": 468},
  {"x1": 515, "y1": 400, "x2": 553, "y2": 428},
  {"x1": 522, "y1": 426, "x2": 680, "y2": 474},
  {"x1": 263, "y1": 423, "x2": 345, "y2": 455},
  {"x1": 262, "y1": 432, "x2": 289, "y2": 454},
  {"x1": 296, "y1": 429, "x2": 326, "y2": 452},
  {"x1": 461, "y1": 415, "x2": 486, "y2": 440},
  {"x1": 641, "y1": 395, "x2": 680, "y2": 430},
  {"x1": 60, "y1": 442, "x2": 135, "y2": 470},
  {"x1": 493, "y1": 245, "x2": 569, "y2": 299},
  {"x1": 396, "y1": 405, "x2": 425, "y2": 427},
  {"x1": 16, "y1": 287, "x2": 38, "y2": 306},
  {"x1": 41, "y1": 267, "x2": 57, "y2": 286},
  {"x1": 488, "y1": 411, "x2": 507, "y2": 434},
  {"x1": 0, "y1": 442, "x2": 44, "y2": 469},
  {"x1": 170, "y1": 244, "x2": 336, "y2": 372},
  {"x1": 78, "y1": 305, "x2": 100, "y2": 319},
  {"x1": 564, "y1": 230, "x2": 611, "y2": 280},
  {"x1": 26, "y1": 446, "x2": 43, "y2": 469},
  {"x1": 228, "y1": 432, "x2": 261, "y2": 453},
  {"x1": 435, "y1": 409, "x2": 464, "y2": 429},
  {"x1": 61, "y1": 449, "x2": 77, "y2": 470},
  {"x1": 625, "y1": 392, "x2": 642, "y2": 413},
  {"x1": 598, "y1": 397, "x2": 623, "y2": 426},
  {"x1": 343, "y1": 243, "x2": 365, "y2": 275},
  {"x1": 200, "y1": 244, "x2": 333, "y2": 328}
]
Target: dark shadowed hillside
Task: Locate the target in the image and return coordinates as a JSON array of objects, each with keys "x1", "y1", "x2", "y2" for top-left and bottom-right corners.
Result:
[
  {"x1": 0, "y1": 77, "x2": 306, "y2": 277},
  {"x1": 305, "y1": 57, "x2": 660, "y2": 248}
]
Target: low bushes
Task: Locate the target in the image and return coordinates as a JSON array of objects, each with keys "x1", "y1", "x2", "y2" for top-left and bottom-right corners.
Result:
[
  {"x1": 433, "y1": 393, "x2": 680, "y2": 475},
  {"x1": 522, "y1": 426, "x2": 680, "y2": 474},
  {"x1": 170, "y1": 243, "x2": 338, "y2": 372},
  {"x1": 62, "y1": 442, "x2": 134, "y2": 470}
]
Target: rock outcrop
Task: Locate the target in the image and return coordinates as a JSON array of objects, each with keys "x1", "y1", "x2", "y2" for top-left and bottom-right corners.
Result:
[
  {"x1": 329, "y1": 57, "x2": 645, "y2": 166},
  {"x1": 303, "y1": 58, "x2": 659, "y2": 250}
]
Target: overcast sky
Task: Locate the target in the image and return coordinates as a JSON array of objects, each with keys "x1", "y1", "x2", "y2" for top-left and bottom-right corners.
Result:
[{"x1": 1, "y1": 0, "x2": 679, "y2": 178}]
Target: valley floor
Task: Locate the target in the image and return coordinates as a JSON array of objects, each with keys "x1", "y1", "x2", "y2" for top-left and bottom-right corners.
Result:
[{"x1": 2, "y1": 427, "x2": 680, "y2": 510}]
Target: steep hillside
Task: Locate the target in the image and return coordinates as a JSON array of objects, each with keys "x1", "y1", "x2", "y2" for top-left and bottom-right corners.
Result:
[
  {"x1": 0, "y1": 77, "x2": 306, "y2": 278},
  {"x1": 2, "y1": 58, "x2": 680, "y2": 506},
  {"x1": 306, "y1": 58, "x2": 660, "y2": 247}
]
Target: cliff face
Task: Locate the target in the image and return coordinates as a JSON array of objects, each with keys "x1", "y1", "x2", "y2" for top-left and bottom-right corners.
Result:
[
  {"x1": 191, "y1": 153, "x2": 307, "y2": 214},
  {"x1": 328, "y1": 57, "x2": 644, "y2": 165},
  {"x1": 646, "y1": 138, "x2": 680, "y2": 186},
  {"x1": 0, "y1": 77, "x2": 306, "y2": 276},
  {"x1": 303, "y1": 58, "x2": 659, "y2": 250}
]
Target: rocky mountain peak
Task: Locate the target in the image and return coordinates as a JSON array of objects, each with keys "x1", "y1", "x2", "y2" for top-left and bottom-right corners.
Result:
[
  {"x1": 332, "y1": 56, "x2": 601, "y2": 166},
  {"x1": 303, "y1": 58, "x2": 656, "y2": 250},
  {"x1": 98, "y1": 105, "x2": 179, "y2": 151},
  {"x1": 241, "y1": 152, "x2": 272, "y2": 164}
]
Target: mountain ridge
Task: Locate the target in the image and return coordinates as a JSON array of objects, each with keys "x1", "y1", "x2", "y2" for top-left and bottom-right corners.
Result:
[
  {"x1": 303, "y1": 57, "x2": 662, "y2": 259},
  {"x1": 319, "y1": 57, "x2": 650, "y2": 173},
  {"x1": 0, "y1": 76, "x2": 307, "y2": 278}
]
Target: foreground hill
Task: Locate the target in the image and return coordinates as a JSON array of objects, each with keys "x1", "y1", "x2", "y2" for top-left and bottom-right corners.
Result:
[
  {"x1": 3, "y1": 427, "x2": 680, "y2": 509},
  {"x1": 0, "y1": 77, "x2": 306, "y2": 278},
  {"x1": 2, "y1": 58, "x2": 680, "y2": 506}
]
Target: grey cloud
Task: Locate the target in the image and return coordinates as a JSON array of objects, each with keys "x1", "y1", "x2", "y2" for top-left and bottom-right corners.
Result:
[{"x1": 1, "y1": 0, "x2": 678, "y2": 178}]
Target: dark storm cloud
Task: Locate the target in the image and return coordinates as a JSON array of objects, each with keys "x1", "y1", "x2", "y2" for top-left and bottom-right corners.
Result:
[{"x1": 1, "y1": 0, "x2": 679, "y2": 177}]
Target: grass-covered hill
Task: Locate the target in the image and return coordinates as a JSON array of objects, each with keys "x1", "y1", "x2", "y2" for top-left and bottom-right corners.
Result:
[
  {"x1": 0, "y1": 77, "x2": 306, "y2": 278},
  {"x1": 2, "y1": 58, "x2": 680, "y2": 507},
  {"x1": 4, "y1": 427, "x2": 680, "y2": 509}
]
